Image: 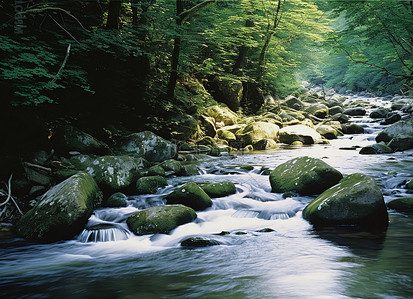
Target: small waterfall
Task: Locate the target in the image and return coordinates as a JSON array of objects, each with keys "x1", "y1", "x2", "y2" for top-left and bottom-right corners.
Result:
[
  {"x1": 232, "y1": 209, "x2": 297, "y2": 220},
  {"x1": 78, "y1": 223, "x2": 131, "y2": 243}
]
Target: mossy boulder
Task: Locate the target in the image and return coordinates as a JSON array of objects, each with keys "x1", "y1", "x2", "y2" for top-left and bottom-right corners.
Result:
[
  {"x1": 181, "y1": 236, "x2": 221, "y2": 247},
  {"x1": 105, "y1": 192, "x2": 128, "y2": 207},
  {"x1": 370, "y1": 108, "x2": 389, "y2": 119},
  {"x1": 376, "y1": 117, "x2": 413, "y2": 151},
  {"x1": 201, "y1": 182, "x2": 236, "y2": 198},
  {"x1": 328, "y1": 106, "x2": 344, "y2": 116},
  {"x1": 113, "y1": 131, "x2": 177, "y2": 162},
  {"x1": 236, "y1": 122, "x2": 279, "y2": 145},
  {"x1": 269, "y1": 156, "x2": 343, "y2": 195},
  {"x1": 166, "y1": 182, "x2": 212, "y2": 211},
  {"x1": 171, "y1": 114, "x2": 198, "y2": 140},
  {"x1": 343, "y1": 107, "x2": 366, "y2": 116},
  {"x1": 84, "y1": 156, "x2": 148, "y2": 193},
  {"x1": 253, "y1": 138, "x2": 278, "y2": 150},
  {"x1": 211, "y1": 76, "x2": 243, "y2": 111},
  {"x1": 359, "y1": 143, "x2": 393, "y2": 155},
  {"x1": 16, "y1": 172, "x2": 102, "y2": 243},
  {"x1": 316, "y1": 125, "x2": 338, "y2": 140},
  {"x1": 279, "y1": 125, "x2": 324, "y2": 145},
  {"x1": 282, "y1": 96, "x2": 304, "y2": 110},
  {"x1": 388, "y1": 198, "x2": 413, "y2": 213},
  {"x1": 341, "y1": 123, "x2": 364, "y2": 134},
  {"x1": 160, "y1": 159, "x2": 183, "y2": 176},
  {"x1": 204, "y1": 105, "x2": 238, "y2": 126},
  {"x1": 305, "y1": 103, "x2": 329, "y2": 118},
  {"x1": 217, "y1": 129, "x2": 236, "y2": 141},
  {"x1": 136, "y1": 176, "x2": 167, "y2": 194},
  {"x1": 148, "y1": 165, "x2": 166, "y2": 177},
  {"x1": 126, "y1": 205, "x2": 197, "y2": 235},
  {"x1": 332, "y1": 113, "x2": 349, "y2": 124},
  {"x1": 52, "y1": 125, "x2": 112, "y2": 156},
  {"x1": 380, "y1": 112, "x2": 401, "y2": 125},
  {"x1": 303, "y1": 173, "x2": 389, "y2": 230},
  {"x1": 181, "y1": 164, "x2": 201, "y2": 176}
]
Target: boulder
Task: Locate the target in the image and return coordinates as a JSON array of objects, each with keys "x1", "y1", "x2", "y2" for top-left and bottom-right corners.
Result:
[
  {"x1": 84, "y1": 156, "x2": 148, "y2": 193},
  {"x1": 171, "y1": 114, "x2": 198, "y2": 140},
  {"x1": 359, "y1": 143, "x2": 393, "y2": 155},
  {"x1": 282, "y1": 96, "x2": 304, "y2": 111},
  {"x1": 279, "y1": 125, "x2": 324, "y2": 145},
  {"x1": 269, "y1": 156, "x2": 343, "y2": 195},
  {"x1": 160, "y1": 159, "x2": 183, "y2": 176},
  {"x1": 52, "y1": 125, "x2": 112, "y2": 156},
  {"x1": 380, "y1": 112, "x2": 401, "y2": 125},
  {"x1": 253, "y1": 138, "x2": 278, "y2": 150},
  {"x1": 199, "y1": 115, "x2": 217, "y2": 138},
  {"x1": 343, "y1": 107, "x2": 366, "y2": 116},
  {"x1": 236, "y1": 122, "x2": 279, "y2": 145},
  {"x1": 166, "y1": 182, "x2": 212, "y2": 211},
  {"x1": 113, "y1": 131, "x2": 177, "y2": 162},
  {"x1": 332, "y1": 113, "x2": 349, "y2": 124},
  {"x1": 126, "y1": 205, "x2": 197, "y2": 235},
  {"x1": 181, "y1": 236, "x2": 221, "y2": 247},
  {"x1": 328, "y1": 106, "x2": 343, "y2": 116},
  {"x1": 105, "y1": 192, "x2": 128, "y2": 207},
  {"x1": 217, "y1": 129, "x2": 236, "y2": 141},
  {"x1": 305, "y1": 103, "x2": 329, "y2": 118},
  {"x1": 341, "y1": 123, "x2": 364, "y2": 134},
  {"x1": 376, "y1": 117, "x2": 413, "y2": 151},
  {"x1": 16, "y1": 172, "x2": 102, "y2": 242},
  {"x1": 370, "y1": 108, "x2": 389, "y2": 119},
  {"x1": 388, "y1": 198, "x2": 413, "y2": 213},
  {"x1": 302, "y1": 173, "x2": 389, "y2": 230},
  {"x1": 136, "y1": 176, "x2": 167, "y2": 194},
  {"x1": 211, "y1": 76, "x2": 243, "y2": 111},
  {"x1": 201, "y1": 182, "x2": 236, "y2": 198},
  {"x1": 148, "y1": 165, "x2": 166, "y2": 177},
  {"x1": 316, "y1": 125, "x2": 338, "y2": 140},
  {"x1": 219, "y1": 124, "x2": 246, "y2": 134},
  {"x1": 181, "y1": 164, "x2": 201, "y2": 176},
  {"x1": 204, "y1": 105, "x2": 238, "y2": 126}
]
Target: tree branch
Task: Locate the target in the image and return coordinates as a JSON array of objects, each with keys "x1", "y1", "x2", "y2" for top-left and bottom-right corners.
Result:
[{"x1": 178, "y1": 0, "x2": 216, "y2": 24}]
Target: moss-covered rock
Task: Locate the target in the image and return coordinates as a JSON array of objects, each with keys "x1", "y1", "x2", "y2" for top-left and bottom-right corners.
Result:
[
  {"x1": 316, "y1": 125, "x2": 338, "y2": 140},
  {"x1": 217, "y1": 129, "x2": 236, "y2": 141},
  {"x1": 253, "y1": 138, "x2": 277, "y2": 150},
  {"x1": 113, "y1": 131, "x2": 177, "y2": 162},
  {"x1": 305, "y1": 103, "x2": 329, "y2": 118},
  {"x1": 204, "y1": 105, "x2": 238, "y2": 126},
  {"x1": 279, "y1": 125, "x2": 324, "y2": 145},
  {"x1": 201, "y1": 182, "x2": 236, "y2": 198},
  {"x1": 303, "y1": 173, "x2": 389, "y2": 230},
  {"x1": 148, "y1": 165, "x2": 166, "y2": 177},
  {"x1": 52, "y1": 125, "x2": 112, "y2": 156},
  {"x1": 328, "y1": 106, "x2": 343, "y2": 116},
  {"x1": 181, "y1": 164, "x2": 201, "y2": 176},
  {"x1": 181, "y1": 236, "x2": 221, "y2": 247},
  {"x1": 343, "y1": 107, "x2": 366, "y2": 116},
  {"x1": 269, "y1": 156, "x2": 343, "y2": 195},
  {"x1": 126, "y1": 205, "x2": 197, "y2": 235},
  {"x1": 359, "y1": 143, "x2": 393, "y2": 155},
  {"x1": 376, "y1": 117, "x2": 413, "y2": 151},
  {"x1": 387, "y1": 198, "x2": 413, "y2": 213},
  {"x1": 171, "y1": 114, "x2": 198, "y2": 140},
  {"x1": 332, "y1": 113, "x2": 349, "y2": 124},
  {"x1": 282, "y1": 96, "x2": 304, "y2": 110},
  {"x1": 211, "y1": 76, "x2": 243, "y2": 111},
  {"x1": 16, "y1": 172, "x2": 102, "y2": 243},
  {"x1": 370, "y1": 108, "x2": 389, "y2": 119},
  {"x1": 341, "y1": 123, "x2": 364, "y2": 134},
  {"x1": 166, "y1": 182, "x2": 212, "y2": 211},
  {"x1": 160, "y1": 159, "x2": 183, "y2": 176},
  {"x1": 199, "y1": 115, "x2": 217, "y2": 138},
  {"x1": 105, "y1": 192, "x2": 128, "y2": 207},
  {"x1": 136, "y1": 176, "x2": 167, "y2": 194},
  {"x1": 236, "y1": 122, "x2": 279, "y2": 145}
]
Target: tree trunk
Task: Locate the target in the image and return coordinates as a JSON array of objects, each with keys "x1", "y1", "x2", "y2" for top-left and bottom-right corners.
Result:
[{"x1": 106, "y1": 0, "x2": 122, "y2": 30}]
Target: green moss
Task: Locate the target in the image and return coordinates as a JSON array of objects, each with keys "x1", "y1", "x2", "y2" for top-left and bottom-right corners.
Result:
[
  {"x1": 105, "y1": 192, "x2": 128, "y2": 207},
  {"x1": 387, "y1": 198, "x2": 413, "y2": 213},
  {"x1": 201, "y1": 182, "x2": 236, "y2": 198},
  {"x1": 126, "y1": 205, "x2": 197, "y2": 235},
  {"x1": 166, "y1": 182, "x2": 212, "y2": 211},
  {"x1": 136, "y1": 176, "x2": 167, "y2": 194}
]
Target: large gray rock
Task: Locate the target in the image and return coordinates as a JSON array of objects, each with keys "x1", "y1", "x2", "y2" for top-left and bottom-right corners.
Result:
[
  {"x1": 53, "y1": 125, "x2": 111, "y2": 156},
  {"x1": 370, "y1": 108, "x2": 389, "y2": 119},
  {"x1": 166, "y1": 182, "x2": 212, "y2": 211},
  {"x1": 303, "y1": 173, "x2": 389, "y2": 230},
  {"x1": 114, "y1": 131, "x2": 177, "y2": 162},
  {"x1": 236, "y1": 122, "x2": 279, "y2": 145},
  {"x1": 343, "y1": 107, "x2": 366, "y2": 116},
  {"x1": 270, "y1": 156, "x2": 343, "y2": 195},
  {"x1": 126, "y1": 205, "x2": 197, "y2": 235},
  {"x1": 16, "y1": 172, "x2": 102, "y2": 242},
  {"x1": 376, "y1": 117, "x2": 413, "y2": 151},
  {"x1": 279, "y1": 125, "x2": 324, "y2": 145}
]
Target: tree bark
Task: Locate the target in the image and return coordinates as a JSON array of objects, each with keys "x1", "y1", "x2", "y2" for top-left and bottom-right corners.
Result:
[{"x1": 106, "y1": 0, "x2": 122, "y2": 30}]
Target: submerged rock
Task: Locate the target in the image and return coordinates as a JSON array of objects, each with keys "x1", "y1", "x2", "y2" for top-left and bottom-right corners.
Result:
[
  {"x1": 166, "y1": 182, "x2": 212, "y2": 211},
  {"x1": 269, "y1": 156, "x2": 343, "y2": 195},
  {"x1": 17, "y1": 172, "x2": 102, "y2": 242},
  {"x1": 201, "y1": 182, "x2": 236, "y2": 198},
  {"x1": 388, "y1": 198, "x2": 413, "y2": 213},
  {"x1": 126, "y1": 205, "x2": 197, "y2": 235},
  {"x1": 136, "y1": 176, "x2": 167, "y2": 194},
  {"x1": 180, "y1": 236, "x2": 221, "y2": 247},
  {"x1": 279, "y1": 125, "x2": 324, "y2": 145},
  {"x1": 359, "y1": 143, "x2": 393, "y2": 155},
  {"x1": 114, "y1": 131, "x2": 177, "y2": 162},
  {"x1": 303, "y1": 173, "x2": 389, "y2": 230}
]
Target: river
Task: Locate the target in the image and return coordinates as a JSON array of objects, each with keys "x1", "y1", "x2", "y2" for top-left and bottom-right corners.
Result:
[{"x1": 1, "y1": 94, "x2": 413, "y2": 298}]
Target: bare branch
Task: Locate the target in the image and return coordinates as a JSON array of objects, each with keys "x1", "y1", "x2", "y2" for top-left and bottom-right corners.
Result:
[
  {"x1": 178, "y1": 0, "x2": 216, "y2": 24},
  {"x1": 50, "y1": 44, "x2": 71, "y2": 84}
]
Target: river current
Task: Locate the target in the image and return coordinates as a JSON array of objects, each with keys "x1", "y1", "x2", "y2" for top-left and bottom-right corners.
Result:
[{"x1": 1, "y1": 95, "x2": 413, "y2": 298}]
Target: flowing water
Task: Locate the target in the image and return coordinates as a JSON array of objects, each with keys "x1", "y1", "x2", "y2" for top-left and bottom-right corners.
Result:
[{"x1": 1, "y1": 95, "x2": 413, "y2": 298}]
